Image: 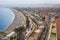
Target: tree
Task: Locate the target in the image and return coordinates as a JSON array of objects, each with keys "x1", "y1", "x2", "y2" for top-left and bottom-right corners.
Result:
[
  {"x1": 14, "y1": 26, "x2": 25, "y2": 33},
  {"x1": 14, "y1": 26, "x2": 26, "y2": 40},
  {"x1": 0, "y1": 31, "x2": 6, "y2": 37},
  {"x1": 10, "y1": 36, "x2": 13, "y2": 40}
]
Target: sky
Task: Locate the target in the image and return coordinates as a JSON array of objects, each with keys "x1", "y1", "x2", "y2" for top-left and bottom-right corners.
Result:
[{"x1": 0, "y1": 0, "x2": 60, "y2": 7}]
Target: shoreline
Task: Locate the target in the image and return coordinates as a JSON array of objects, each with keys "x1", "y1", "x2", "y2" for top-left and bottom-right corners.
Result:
[{"x1": 4, "y1": 9, "x2": 25, "y2": 34}]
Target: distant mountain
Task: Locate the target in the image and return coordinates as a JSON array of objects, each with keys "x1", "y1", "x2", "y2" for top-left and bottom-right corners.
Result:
[{"x1": 0, "y1": 4, "x2": 60, "y2": 8}]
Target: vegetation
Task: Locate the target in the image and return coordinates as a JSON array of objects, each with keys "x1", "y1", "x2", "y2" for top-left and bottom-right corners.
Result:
[
  {"x1": 0, "y1": 31, "x2": 5, "y2": 34},
  {"x1": 50, "y1": 33, "x2": 56, "y2": 40},
  {"x1": 10, "y1": 36, "x2": 17, "y2": 40},
  {"x1": 10, "y1": 36, "x2": 14, "y2": 40},
  {"x1": 14, "y1": 26, "x2": 25, "y2": 33},
  {"x1": 13, "y1": 26, "x2": 26, "y2": 40},
  {"x1": 0, "y1": 31, "x2": 6, "y2": 37}
]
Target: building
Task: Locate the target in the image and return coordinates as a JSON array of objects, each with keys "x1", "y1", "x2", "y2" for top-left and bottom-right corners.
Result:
[{"x1": 56, "y1": 18, "x2": 60, "y2": 40}]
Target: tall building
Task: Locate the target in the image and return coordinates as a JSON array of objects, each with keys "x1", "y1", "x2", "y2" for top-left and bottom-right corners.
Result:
[{"x1": 56, "y1": 18, "x2": 60, "y2": 40}]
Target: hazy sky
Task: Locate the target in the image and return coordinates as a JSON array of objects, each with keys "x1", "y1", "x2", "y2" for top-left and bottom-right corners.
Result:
[
  {"x1": 0, "y1": 0, "x2": 60, "y2": 7},
  {"x1": 0, "y1": 0, "x2": 60, "y2": 4}
]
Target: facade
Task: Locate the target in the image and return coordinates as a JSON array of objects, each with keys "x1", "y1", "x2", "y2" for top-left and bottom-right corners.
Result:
[{"x1": 56, "y1": 18, "x2": 60, "y2": 40}]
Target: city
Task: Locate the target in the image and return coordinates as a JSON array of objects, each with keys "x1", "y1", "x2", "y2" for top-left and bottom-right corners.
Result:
[{"x1": 0, "y1": 8, "x2": 59, "y2": 40}]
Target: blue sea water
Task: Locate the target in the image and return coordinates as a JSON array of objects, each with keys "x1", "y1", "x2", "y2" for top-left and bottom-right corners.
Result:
[{"x1": 0, "y1": 8, "x2": 15, "y2": 31}]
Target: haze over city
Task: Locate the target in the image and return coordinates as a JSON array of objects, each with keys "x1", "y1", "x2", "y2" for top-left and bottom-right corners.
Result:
[{"x1": 0, "y1": 0, "x2": 60, "y2": 7}]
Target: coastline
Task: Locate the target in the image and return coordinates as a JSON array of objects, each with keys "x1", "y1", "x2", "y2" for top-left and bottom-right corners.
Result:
[
  {"x1": 2, "y1": 9, "x2": 15, "y2": 31},
  {"x1": 4, "y1": 9, "x2": 25, "y2": 34}
]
